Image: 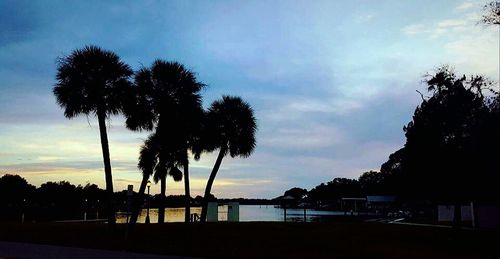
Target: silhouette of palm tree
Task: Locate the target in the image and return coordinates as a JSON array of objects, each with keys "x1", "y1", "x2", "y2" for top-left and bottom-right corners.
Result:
[
  {"x1": 153, "y1": 151, "x2": 183, "y2": 224},
  {"x1": 198, "y1": 96, "x2": 257, "y2": 222},
  {"x1": 128, "y1": 132, "x2": 184, "y2": 226},
  {"x1": 53, "y1": 45, "x2": 132, "y2": 227},
  {"x1": 124, "y1": 60, "x2": 205, "y2": 223}
]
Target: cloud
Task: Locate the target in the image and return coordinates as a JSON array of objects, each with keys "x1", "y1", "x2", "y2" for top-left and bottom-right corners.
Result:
[
  {"x1": 260, "y1": 126, "x2": 345, "y2": 150},
  {"x1": 401, "y1": 5, "x2": 484, "y2": 39},
  {"x1": 401, "y1": 20, "x2": 468, "y2": 38},
  {"x1": 37, "y1": 156, "x2": 61, "y2": 161},
  {"x1": 1, "y1": 160, "x2": 136, "y2": 173},
  {"x1": 285, "y1": 98, "x2": 364, "y2": 115},
  {"x1": 443, "y1": 29, "x2": 499, "y2": 77},
  {"x1": 401, "y1": 24, "x2": 426, "y2": 35},
  {"x1": 456, "y1": 2, "x2": 474, "y2": 11},
  {"x1": 354, "y1": 14, "x2": 374, "y2": 23}
]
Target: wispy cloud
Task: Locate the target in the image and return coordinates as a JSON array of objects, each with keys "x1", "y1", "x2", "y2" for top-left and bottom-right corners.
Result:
[
  {"x1": 260, "y1": 126, "x2": 344, "y2": 150},
  {"x1": 401, "y1": 19, "x2": 468, "y2": 38},
  {"x1": 456, "y1": 1, "x2": 474, "y2": 11},
  {"x1": 354, "y1": 13, "x2": 374, "y2": 23},
  {"x1": 401, "y1": 4, "x2": 483, "y2": 39}
]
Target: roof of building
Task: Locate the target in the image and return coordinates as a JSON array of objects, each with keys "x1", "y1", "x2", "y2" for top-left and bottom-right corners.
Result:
[{"x1": 366, "y1": 195, "x2": 396, "y2": 202}]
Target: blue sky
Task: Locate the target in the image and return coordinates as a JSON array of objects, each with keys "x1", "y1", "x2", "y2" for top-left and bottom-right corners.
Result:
[{"x1": 0, "y1": 0, "x2": 498, "y2": 198}]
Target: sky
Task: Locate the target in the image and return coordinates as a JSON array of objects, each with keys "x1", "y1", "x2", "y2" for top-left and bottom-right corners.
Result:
[{"x1": 0, "y1": 0, "x2": 498, "y2": 198}]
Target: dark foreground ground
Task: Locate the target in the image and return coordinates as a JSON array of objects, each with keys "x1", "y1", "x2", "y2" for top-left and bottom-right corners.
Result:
[{"x1": 0, "y1": 222, "x2": 499, "y2": 258}]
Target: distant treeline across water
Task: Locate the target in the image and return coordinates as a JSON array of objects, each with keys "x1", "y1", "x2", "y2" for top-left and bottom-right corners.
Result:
[{"x1": 0, "y1": 174, "x2": 283, "y2": 222}]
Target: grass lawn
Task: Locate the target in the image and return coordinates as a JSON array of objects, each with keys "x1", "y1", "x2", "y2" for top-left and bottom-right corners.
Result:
[{"x1": 0, "y1": 222, "x2": 498, "y2": 258}]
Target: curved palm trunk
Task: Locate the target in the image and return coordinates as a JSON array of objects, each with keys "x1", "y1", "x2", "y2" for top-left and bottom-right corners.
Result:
[
  {"x1": 129, "y1": 174, "x2": 148, "y2": 227},
  {"x1": 158, "y1": 175, "x2": 166, "y2": 224},
  {"x1": 200, "y1": 147, "x2": 226, "y2": 223},
  {"x1": 97, "y1": 112, "x2": 116, "y2": 228},
  {"x1": 184, "y1": 156, "x2": 191, "y2": 223}
]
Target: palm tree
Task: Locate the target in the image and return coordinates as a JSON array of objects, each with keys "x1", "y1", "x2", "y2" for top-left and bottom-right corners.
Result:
[
  {"x1": 53, "y1": 45, "x2": 132, "y2": 226},
  {"x1": 124, "y1": 60, "x2": 205, "y2": 223},
  {"x1": 129, "y1": 134, "x2": 157, "y2": 226},
  {"x1": 199, "y1": 96, "x2": 257, "y2": 222},
  {"x1": 153, "y1": 152, "x2": 183, "y2": 224},
  {"x1": 128, "y1": 132, "x2": 184, "y2": 226}
]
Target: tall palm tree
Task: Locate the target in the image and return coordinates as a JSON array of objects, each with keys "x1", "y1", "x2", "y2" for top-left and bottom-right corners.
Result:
[
  {"x1": 124, "y1": 60, "x2": 205, "y2": 223},
  {"x1": 198, "y1": 96, "x2": 257, "y2": 223},
  {"x1": 53, "y1": 45, "x2": 132, "y2": 226}
]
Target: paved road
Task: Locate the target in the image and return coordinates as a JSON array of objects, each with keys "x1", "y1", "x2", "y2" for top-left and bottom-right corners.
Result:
[{"x1": 0, "y1": 241, "x2": 199, "y2": 259}]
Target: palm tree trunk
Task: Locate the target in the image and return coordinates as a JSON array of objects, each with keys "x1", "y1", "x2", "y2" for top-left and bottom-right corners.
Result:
[
  {"x1": 158, "y1": 175, "x2": 166, "y2": 224},
  {"x1": 200, "y1": 147, "x2": 226, "y2": 223},
  {"x1": 129, "y1": 174, "x2": 148, "y2": 227},
  {"x1": 453, "y1": 202, "x2": 462, "y2": 229},
  {"x1": 184, "y1": 156, "x2": 191, "y2": 223},
  {"x1": 97, "y1": 111, "x2": 115, "y2": 228}
]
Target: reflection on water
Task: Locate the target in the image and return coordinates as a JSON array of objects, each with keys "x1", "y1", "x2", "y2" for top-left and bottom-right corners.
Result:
[
  {"x1": 241, "y1": 205, "x2": 345, "y2": 222},
  {"x1": 116, "y1": 206, "x2": 226, "y2": 223},
  {"x1": 117, "y1": 205, "x2": 344, "y2": 223}
]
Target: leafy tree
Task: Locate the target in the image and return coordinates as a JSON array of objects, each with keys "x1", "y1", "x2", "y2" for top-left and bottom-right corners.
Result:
[
  {"x1": 81, "y1": 183, "x2": 106, "y2": 203},
  {"x1": 380, "y1": 148, "x2": 405, "y2": 176},
  {"x1": 379, "y1": 148, "x2": 407, "y2": 196},
  {"x1": 387, "y1": 66, "x2": 499, "y2": 227},
  {"x1": 482, "y1": 1, "x2": 500, "y2": 25},
  {"x1": 284, "y1": 187, "x2": 308, "y2": 200},
  {"x1": 36, "y1": 181, "x2": 80, "y2": 205},
  {"x1": 358, "y1": 171, "x2": 390, "y2": 195},
  {"x1": 0, "y1": 174, "x2": 35, "y2": 206},
  {"x1": 198, "y1": 96, "x2": 257, "y2": 223},
  {"x1": 307, "y1": 178, "x2": 362, "y2": 206},
  {"x1": 34, "y1": 181, "x2": 84, "y2": 220},
  {"x1": 53, "y1": 45, "x2": 133, "y2": 226}
]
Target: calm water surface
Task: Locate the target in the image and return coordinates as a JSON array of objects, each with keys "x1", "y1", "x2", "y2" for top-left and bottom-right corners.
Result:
[{"x1": 116, "y1": 205, "x2": 345, "y2": 223}]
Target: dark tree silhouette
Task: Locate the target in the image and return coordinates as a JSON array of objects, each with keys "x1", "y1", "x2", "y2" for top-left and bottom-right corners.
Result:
[
  {"x1": 359, "y1": 171, "x2": 384, "y2": 195},
  {"x1": 128, "y1": 134, "x2": 156, "y2": 226},
  {"x1": 53, "y1": 45, "x2": 133, "y2": 227},
  {"x1": 284, "y1": 187, "x2": 308, "y2": 200},
  {"x1": 124, "y1": 60, "x2": 205, "y2": 223},
  {"x1": 380, "y1": 148, "x2": 405, "y2": 177},
  {"x1": 128, "y1": 132, "x2": 186, "y2": 226},
  {"x1": 385, "y1": 66, "x2": 500, "y2": 228},
  {"x1": 0, "y1": 174, "x2": 35, "y2": 207},
  {"x1": 307, "y1": 178, "x2": 362, "y2": 207},
  {"x1": 482, "y1": 1, "x2": 500, "y2": 25},
  {"x1": 198, "y1": 96, "x2": 257, "y2": 222},
  {"x1": 154, "y1": 162, "x2": 183, "y2": 224}
]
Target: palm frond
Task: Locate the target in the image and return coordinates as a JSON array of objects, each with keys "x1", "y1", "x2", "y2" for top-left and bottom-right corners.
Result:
[
  {"x1": 53, "y1": 45, "x2": 133, "y2": 118},
  {"x1": 203, "y1": 95, "x2": 257, "y2": 158}
]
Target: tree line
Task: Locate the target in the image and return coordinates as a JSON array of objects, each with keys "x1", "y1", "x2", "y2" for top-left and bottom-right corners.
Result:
[
  {"x1": 0, "y1": 174, "x2": 105, "y2": 221},
  {"x1": 0, "y1": 173, "x2": 222, "y2": 222},
  {"x1": 283, "y1": 66, "x2": 500, "y2": 227},
  {"x1": 52, "y1": 46, "x2": 257, "y2": 228}
]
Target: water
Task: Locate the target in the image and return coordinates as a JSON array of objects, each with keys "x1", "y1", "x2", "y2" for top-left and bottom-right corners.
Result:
[{"x1": 116, "y1": 205, "x2": 346, "y2": 223}]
